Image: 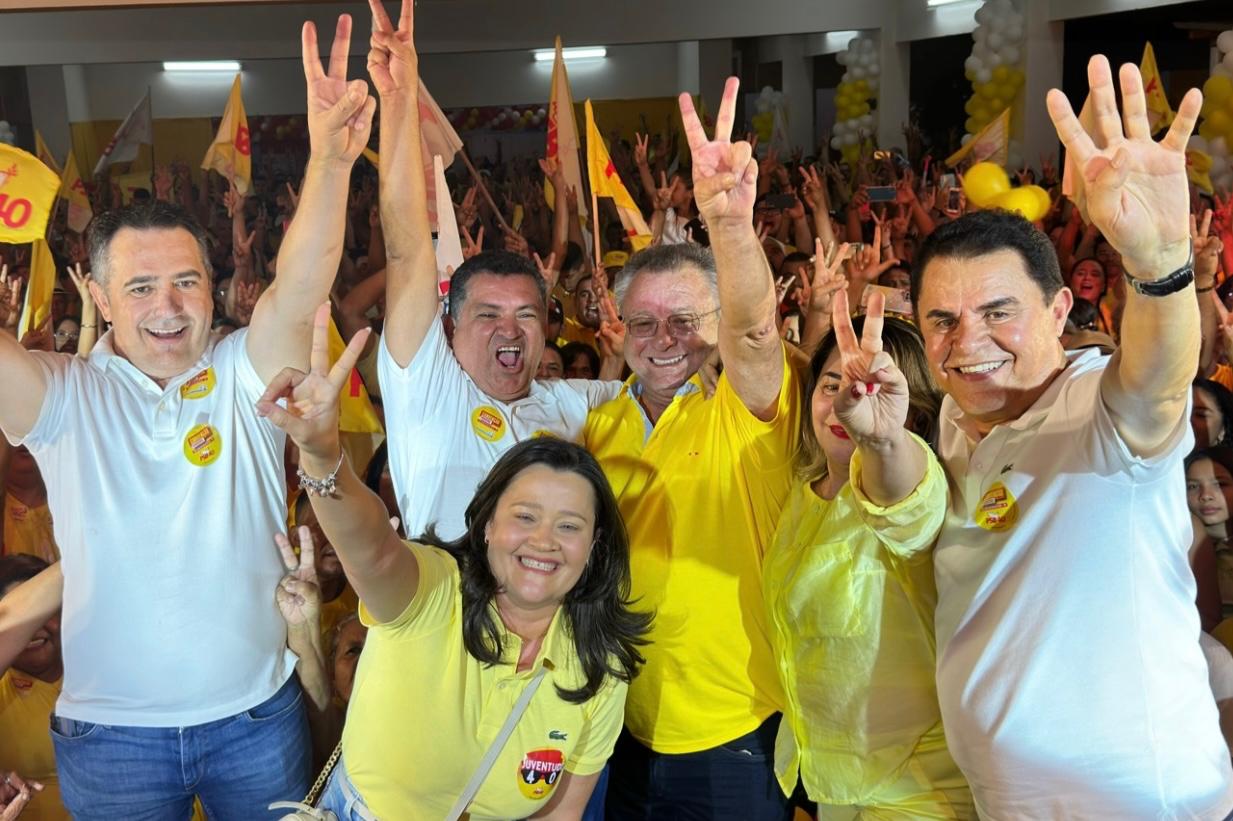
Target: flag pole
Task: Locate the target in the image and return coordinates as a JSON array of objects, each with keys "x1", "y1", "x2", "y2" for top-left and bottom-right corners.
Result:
[
  {"x1": 590, "y1": 189, "x2": 602, "y2": 276},
  {"x1": 457, "y1": 147, "x2": 513, "y2": 234}
]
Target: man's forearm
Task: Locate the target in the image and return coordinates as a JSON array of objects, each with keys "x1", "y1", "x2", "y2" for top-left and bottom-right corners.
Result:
[
  {"x1": 271, "y1": 160, "x2": 353, "y2": 311},
  {"x1": 288, "y1": 625, "x2": 331, "y2": 712}
]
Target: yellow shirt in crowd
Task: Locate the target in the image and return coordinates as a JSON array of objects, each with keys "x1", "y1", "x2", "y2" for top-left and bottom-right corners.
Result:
[
  {"x1": 764, "y1": 438, "x2": 970, "y2": 816},
  {"x1": 3, "y1": 494, "x2": 57, "y2": 562},
  {"x1": 319, "y1": 583, "x2": 359, "y2": 649},
  {"x1": 557, "y1": 317, "x2": 597, "y2": 351},
  {"x1": 583, "y1": 356, "x2": 800, "y2": 753},
  {"x1": 342, "y1": 543, "x2": 627, "y2": 820},
  {"x1": 0, "y1": 670, "x2": 68, "y2": 821}
]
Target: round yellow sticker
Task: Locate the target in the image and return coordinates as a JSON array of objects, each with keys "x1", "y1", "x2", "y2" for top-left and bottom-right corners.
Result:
[
  {"x1": 471, "y1": 406, "x2": 507, "y2": 442},
  {"x1": 975, "y1": 481, "x2": 1018, "y2": 532},
  {"x1": 180, "y1": 368, "x2": 216, "y2": 400},
  {"x1": 183, "y1": 423, "x2": 223, "y2": 467}
]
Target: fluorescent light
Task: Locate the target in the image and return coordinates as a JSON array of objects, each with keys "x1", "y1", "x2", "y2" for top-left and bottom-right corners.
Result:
[
  {"x1": 162, "y1": 61, "x2": 241, "y2": 72},
  {"x1": 927, "y1": 0, "x2": 978, "y2": 5},
  {"x1": 532, "y1": 47, "x2": 607, "y2": 63},
  {"x1": 827, "y1": 30, "x2": 860, "y2": 39}
]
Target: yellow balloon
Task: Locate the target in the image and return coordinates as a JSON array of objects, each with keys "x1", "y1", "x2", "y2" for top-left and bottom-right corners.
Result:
[
  {"x1": 1204, "y1": 75, "x2": 1233, "y2": 106},
  {"x1": 993, "y1": 65, "x2": 1010, "y2": 83},
  {"x1": 1207, "y1": 108, "x2": 1232, "y2": 138},
  {"x1": 963, "y1": 162, "x2": 1011, "y2": 208},
  {"x1": 994, "y1": 186, "x2": 1048, "y2": 222},
  {"x1": 1025, "y1": 185, "x2": 1052, "y2": 218},
  {"x1": 978, "y1": 83, "x2": 997, "y2": 100}
]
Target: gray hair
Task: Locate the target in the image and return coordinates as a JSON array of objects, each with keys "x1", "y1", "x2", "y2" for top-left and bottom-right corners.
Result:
[
  {"x1": 87, "y1": 201, "x2": 213, "y2": 288},
  {"x1": 613, "y1": 243, "x2": 720, "y2": 313}
]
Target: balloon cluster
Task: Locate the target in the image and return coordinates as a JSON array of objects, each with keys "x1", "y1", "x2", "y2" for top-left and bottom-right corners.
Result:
[
  {"x1": 961, "y1": 0, "x2": 1025, "y2": 167},
  {"x1": 752, "y1": 87, "x2": 785, "y2": 147},
  {"x1": 962, "y1": 161, "x2": 1050, "y2": 221},
  {"x1": 0, "y1": 120, "x2": 14, "y2": 146},
  {"x1": 1193, "y1": 30, "x2": 1233, "y2": 194},
  {"x1": 453, "y1": 105, "x2": 547, "y2": 132},
  {"x1": 830, "y1": 36, "x2": 880, "y2": 164}
]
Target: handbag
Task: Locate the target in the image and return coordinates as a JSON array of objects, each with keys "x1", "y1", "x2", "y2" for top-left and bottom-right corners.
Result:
[{"x1": 270, "y1": 666, "x2": 548, "y2": 821}]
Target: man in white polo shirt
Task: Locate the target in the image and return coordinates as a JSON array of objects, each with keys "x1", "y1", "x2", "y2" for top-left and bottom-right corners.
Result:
[
  {"x1": 912, "y1": 56, "x2": 1233, "y2": 818},
  {"x1": 0, "y1": 13, "x2": 377, "y2": 819},
  {"x1": 371, "y1": 10, "x2": 617, "y2": 540}
]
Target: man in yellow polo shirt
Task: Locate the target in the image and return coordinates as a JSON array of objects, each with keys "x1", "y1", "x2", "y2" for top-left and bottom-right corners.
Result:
[{"x1": 584, "y1": 78, "x2": 799, "y2": 819}]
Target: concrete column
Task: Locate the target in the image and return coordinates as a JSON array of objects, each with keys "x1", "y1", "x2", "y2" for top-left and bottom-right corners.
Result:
[
  {"x1": 1021, "y1": 0, "x2": 1064, "y2": 168},
  {"x1": 697, "y1": 39, "x2": 734, "y2": 105},
  {"x1": 677, "y1": 41, "x2": 700, "y2": 96},
  {"x1": 877, "y1": 33, "x2": 911, "y2": 150},
  {"x1": 25, "y1": 65, "x2": 71, "y2": 161}
]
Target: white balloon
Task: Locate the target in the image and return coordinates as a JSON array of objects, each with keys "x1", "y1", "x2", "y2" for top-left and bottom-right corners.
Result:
[
  {"x1": 987, "y1": 31, "x2": 1004, "y2": 51},
  {"x1": 1218, "y1": 30, "x2": 1233, "y2": 56},
  {"x1": 965, "y1": 55, "x2": 982, "y2": 74},
  {"x1": 974, "y1": 43, "x2": 993, "y2": 63},
  {"x1": 1215, "y1": 63, "x2": 1233, "y2": 79},
  {"x1": 1006, "y1": 10, "x2": 1023, "y2": 29},
  {"x1": 1001, "y1": 45, "x2": 1021, "y2": 65},
  {"x1": 974, "y1": 5, "x2": 991, "y2": 24},
  {"x1": 1224, "y1": 50, "x2": 1233, "y2": 71},
  {"x1": 843, "y1": 132, "x2": 859, "y2": 146},
  {"x1": 1214, "y1": 157, "x2": 1230, "y2": 177},
  {"x1": 976, "y1": 67, "x2": 993, "y2": 84},
  {"x1": 831, "y1": 136, "x2": 843, "y2": 150},
  {"x1": 1212, "y1": 137, "x2": 1229, "y2": 157},
  {"x1": 851, "y1": 66, "x2": 867, "y2": 80},
  {"x1": 1190, "y1": 135, "x2": 1210, "y2": 153},
  {"x1": 848, "y1": 37, "x2": 861, "y2": 52},
  {"x1": 860, "y1": 113, "x2": 875, "y2": 128},
  {"x1": 973, "y1": 26, "x2": 988, "y2": 43},
  {"x1": 836, "y1": 50, "x2": 849, "y2": 66}
]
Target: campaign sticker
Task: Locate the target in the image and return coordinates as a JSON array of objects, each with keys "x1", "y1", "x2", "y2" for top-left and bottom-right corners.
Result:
[
  {"x1": 183, "y1": 424, "x2": 223, "y2": 467},
  {"x1": 180, "y1": 368, "x2": 216, "y2": 400},
  {"x1": 975, "y1": 481, "x2": 1018, "y2": 532},
  {"x1": 471, "y1": 406, "x2": 507, "y2": 442},
  {"x1": 517, "y1": 748, "x2": 564, "y2": 800}
]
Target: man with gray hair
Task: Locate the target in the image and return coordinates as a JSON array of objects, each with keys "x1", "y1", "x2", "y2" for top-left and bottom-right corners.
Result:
[
  {"x1": 0, "y1": 13, "x2": 375, "y2": 817},
  {"x1": 584, "y1": 77, "x2": 801, "y2": 819}
]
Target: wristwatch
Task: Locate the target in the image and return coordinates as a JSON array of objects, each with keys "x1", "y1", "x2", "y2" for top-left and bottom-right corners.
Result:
[{"x1": 1122, "y1": 240, "x2": 1194, "y2": 297}]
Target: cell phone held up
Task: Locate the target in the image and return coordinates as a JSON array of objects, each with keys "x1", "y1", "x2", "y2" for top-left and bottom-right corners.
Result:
[{"x1": 865, "y1": 186, "x2": 897, "y2": 203}]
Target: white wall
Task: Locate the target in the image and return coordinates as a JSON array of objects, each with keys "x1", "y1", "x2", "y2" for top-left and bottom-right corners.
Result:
[{"x1": 57, "y1": 41, "x2": 691, "y2": 123}]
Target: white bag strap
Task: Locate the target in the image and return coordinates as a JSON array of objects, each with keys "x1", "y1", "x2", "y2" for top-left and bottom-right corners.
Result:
[{"x1": 445, "y1": 666, "x2": 549, "y2": 821}]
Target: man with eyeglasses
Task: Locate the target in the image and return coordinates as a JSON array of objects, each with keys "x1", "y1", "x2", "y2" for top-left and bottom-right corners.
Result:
[{"x1": 584, "y1": 77, "x2": 802, "y2": 820}]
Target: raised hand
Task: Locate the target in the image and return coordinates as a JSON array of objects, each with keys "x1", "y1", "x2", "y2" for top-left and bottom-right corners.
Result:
[
  {"x1": 679, "y1": 77, "x2": 756, "y2": 227},
  {"x1": 223, "y1": 180, "x2": 244, "y2": 218},
  {"x1": 1193, "y1": 209, "x2": 1223, "y2": 284},
  {"x1": 798, "y1": 238, "x2": 851, "y2": 317},
  {"x1": 596, "y1": 291, "x2": 625, "y2": 360},
  {"x1": 634, "y1": 133, "x2": 650, "y2": 168},
  {"x1": 830, "y1": 289, "x2": 909, "y2": 446},
  {"x1": 154, "y1": 165, "x2": 173, "y2": 202},
  {"x1": 232, "y1": 281, "x2": 261, "y2": 327},
  {"x1": 461, "y1": 224, "x2": 484, "y2": 260},
  {"x1": 800, "y1": 164, "x2": 830, "y2": 213},
  {"x1": 274, "y1": 526, "x2": 321, "y2": 629},
  {"x1": 65, "y1": 263, "x2": 93, "y2": 309},
  {"x1": 302, "y1": 12, "x2": 377, "y2": 164},
  {"x1": 0, "y1": 266, "x2": 21, "y2": 336},
  {"x1": 653, "y1": 171, "x2": 674, "y2": 212},
  {"x1": 367, "y1": 0, "x2": 416, "y2": 100},
  {"x1": 532, "y1": 251, "x2": 557, "y2": 285},
  {"x1": 256, "y1": 303, "x2": 371, "y2": 459},
  {"x1": 1046, "y1": 55, "x2": 1201, "y2": 276},
  {"x1": 0, "y1": 771, "x2": 42, "y2": 821},
  {"x1": 502, "y1": 227, "x2": 530, "y2": 258}
]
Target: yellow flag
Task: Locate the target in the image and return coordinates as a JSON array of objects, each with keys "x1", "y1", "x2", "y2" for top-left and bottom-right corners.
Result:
[
  {"x1": 585, "y1": 100, "x2": 652, "y2": 251},
  {"x1": 35, "y1": 131, "x2": 61, "y2": 178},
  {"x1": 201, "y1": 74, "x2": 252, "y2": 194},
  {"x1": 946, "y1": 107, "x2": 1010, "y2": 168},
  {"x1": 327, "y1": 320, "x2": 383, "y2": 435},
  {"x1": 1141, "y1": 42, "x2": 1175, "y2": 134},
  {"x1": 1187, "y1": 147, "x2": 1214, "y2": 194},
  {"x1": 0, "y1": 144, "x2": 61, "y2": 244},
  {"x1": 59, "y1": 151, "x2": 93, "y2": 234},
  {"x1": 18, "y1": 238, "x2": 55, "y2": 340}
]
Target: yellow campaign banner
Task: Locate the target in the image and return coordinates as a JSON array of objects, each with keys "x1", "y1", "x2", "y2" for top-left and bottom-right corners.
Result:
[
  {"x1": 201, "y1": 74, "x2": 252, "y2": 194},
  {"x1": 59, "y1": 151, "x2": 94, "y2": 234},
  {"x1": 1187, "y1": 147, "x2": 1214, "y2": 194},
  {"x1": 585, "y1": 99, "x2": 651, "y2": 250},
  {"x1": 544, "y1": 36, "x2": 587, "y2": 217},
  {"x1": 35, "y1": 131, "x2": 61, "y2": 178},
  {"x1": 1141, "y1": 42, "x2": 1175, "y2": 135},
  {"x1": 18, "y1": 238, "x2": 55, "y2": 340},
  {"x1": 328, "y1": 319, "x2": 383, "y2": 435},
  {"x1": 0, "y1": 144, "x2": 61, "y2": 244}
]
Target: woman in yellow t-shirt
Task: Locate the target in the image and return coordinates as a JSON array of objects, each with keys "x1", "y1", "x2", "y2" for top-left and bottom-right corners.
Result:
[
  {"x1": 259, "y1": 314, "x2": 650, "y2": 820},
  {"x1": 764, "y1": 294, "x2": 973, "y2": 819}
]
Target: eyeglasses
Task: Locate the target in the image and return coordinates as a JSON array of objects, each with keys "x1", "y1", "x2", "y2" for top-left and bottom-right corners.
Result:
[
  {"x1": 625, "y1": 308, "x2": 719, "y2": 339},
  {"x1": 54, "y1": 330, "x2": 80, "y2": 341}
]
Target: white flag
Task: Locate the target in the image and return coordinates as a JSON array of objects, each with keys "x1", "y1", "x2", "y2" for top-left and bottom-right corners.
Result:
[
  {"x1": 433, "y1": 155, "x2": 464, "y2": 296},
  {"x1": 94, "y1": 91, "x2": 153, "y2": 175}
]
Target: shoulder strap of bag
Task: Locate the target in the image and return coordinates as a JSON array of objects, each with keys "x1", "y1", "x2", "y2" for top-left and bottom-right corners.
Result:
[{"x1": 444, "y1": 666, "x2": 549, "y2": 821}]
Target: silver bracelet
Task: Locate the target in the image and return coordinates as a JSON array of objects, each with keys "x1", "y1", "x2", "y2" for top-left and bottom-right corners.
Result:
[{"x1": 297, "y1": 452, "x2": 344, "y2": 497}]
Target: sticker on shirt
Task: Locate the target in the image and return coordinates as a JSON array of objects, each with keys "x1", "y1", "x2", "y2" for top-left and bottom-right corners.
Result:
[
  {"x1": 180, "y1": 368, "x2": 216, "y2": 400},
  {"x1": 975, "y1": 481, "x2": 1018, "y2": 532},
  {"x1": 471, "y1": 405, "x2": 507, "y2": 442},
  {"x1": 183, "y1": 424, "x2": 223, "y2": 467},
  {"x1": 517, "y1": 748, "x2": 564, "y2": 801}
]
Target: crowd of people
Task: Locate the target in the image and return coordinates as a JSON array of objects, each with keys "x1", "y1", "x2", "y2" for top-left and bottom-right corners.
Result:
[{"x1": 3, "y1": 0, "x2": 1233, "y2": 818}]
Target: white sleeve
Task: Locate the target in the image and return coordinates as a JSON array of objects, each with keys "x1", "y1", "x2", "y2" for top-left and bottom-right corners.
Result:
[
  {"x1": 376, "y1": 309, "x2": 469, "y2": 433},
  {"x1": 565, "y1": 378, "x2": 623, "y2": 410},
  {"x1": 1201, "y1": 633, "x2": 1233, "y2": 703}
]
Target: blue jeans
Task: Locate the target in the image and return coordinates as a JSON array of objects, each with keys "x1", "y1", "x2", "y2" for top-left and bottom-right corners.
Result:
[
  {"x1": 51, "y1": 675, "x2": 310, "y2": 821},
  {"x1": 605, "y1": 714, "x2": 792, "y2": 821},
  {"x1": 317, "y1": 754, "x2": 377, "y2": 821}
]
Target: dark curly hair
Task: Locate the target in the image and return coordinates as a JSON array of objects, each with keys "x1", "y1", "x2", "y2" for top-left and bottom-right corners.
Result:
[{"x1": 420, "y1": 438, "x2": 650, "y2": 704}]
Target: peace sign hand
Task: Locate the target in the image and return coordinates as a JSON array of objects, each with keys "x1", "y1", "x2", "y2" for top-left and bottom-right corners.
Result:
[
  {"x1": 798, "y1": 238, "x2": 851, "y2": 316},
  {"x1": 830, "y1": 289, "x2": 910, "y2": 446},
  {"x1": 679, "y1": 77, "x2": 756, "y2": 228},
  {"x1": 367, "y1": 0, "x2": 416, "y2": 99},
  {"x1": 274, "y1": 526, "x2": 321, "y2": 629},
  {"x1": 302, "y1": 13, "x2": 377, "y2": 164},
  {"x1": 256, "y1": 303, "x2": 372, "y2": 460}
]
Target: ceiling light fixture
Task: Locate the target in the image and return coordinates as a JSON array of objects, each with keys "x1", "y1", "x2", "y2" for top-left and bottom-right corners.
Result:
[
  {"x1": 162, "y1": 61, "x2": 242, "y2": 72},
  {"x1": 532, "y1": 47, "x2": 607, "y2": 63}
]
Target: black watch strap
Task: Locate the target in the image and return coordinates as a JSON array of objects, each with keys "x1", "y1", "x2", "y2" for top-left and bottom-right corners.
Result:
[{"x1": 1122, "y1": 241, "x2": 1195, "y2": 297}]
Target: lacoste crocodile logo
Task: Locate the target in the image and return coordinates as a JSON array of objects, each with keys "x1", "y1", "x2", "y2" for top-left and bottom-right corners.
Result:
[{"x1": 548, "y1": 730, "x2": 568, "y2": 741}]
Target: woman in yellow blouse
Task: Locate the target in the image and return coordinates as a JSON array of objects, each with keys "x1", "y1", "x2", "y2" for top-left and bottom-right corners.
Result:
[
  {"x1": 258, "y1": 308, "x2": 649, "y2": 820},
  {"x1": 765, "y1": 293, "x2": 972, "y2": 819}
]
